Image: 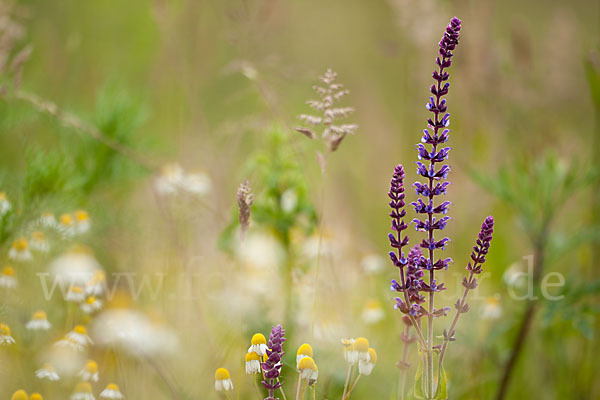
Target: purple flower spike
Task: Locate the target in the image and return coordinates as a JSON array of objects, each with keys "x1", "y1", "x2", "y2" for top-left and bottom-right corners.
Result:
[
  {"x1": 262, "y1": 324, "x2": 286, "y2": 399},
  {"x1": 467, "y1": 216, "x2": 494, "y2": 274}
]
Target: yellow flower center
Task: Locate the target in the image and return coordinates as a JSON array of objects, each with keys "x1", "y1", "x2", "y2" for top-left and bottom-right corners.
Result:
[
  {"x1": 12, "y1": 238, "x2": 28, "y2": 251},
  {"x1": 215, "y1": 367, "x2": 231, "y2": 380},
  {"x1": 10, "y1": 390, "x2": 28, "y2": 400},
  {"x1": 297, "y1": 343, "x2": 314, "y2": 357},
  {"x1": 0, "y1": 192, "x2": 6, "y2": 201},
  {"x1": 106, "y1": 383, "x2": 119, "y2": 391},
  {"x1": 3, "y1": 266, "x2": 15, "y2": 276},
  {"x1": 74, "y1": 382, "x2": 92, "y2": 393},
  {"x1": 368, "y1": 348, "x2": 377, "y2": 364},
  {"x1": 33, "y1": 310, "x2": 47, "y2": 320},
  {"x1": 251, "y1": 333, "x2": 266, "y2": 345},
  {"x1": 0, "y1": 323, "x2": 11, "y2": 336},
  {"x1": 73, "y1": 325, "x2": 87, "y2": 335},
  {"x1": 86, "y1": 296, "x2": 96, "y2": 305},
  {"x1": 298, "y1": 357, "x2": 318, "y2": 371},
  {"x1": 353, "y1": 337, "x2": 369, "y2": 353},
  {"x1": 75, "y1": 210, "x2": 89, "y2": 222},
  {"x1": 245, "y1": 352, "x2": 260, "y2": 362},
  {"x1": 84, "y1": 360, "x2": 98, "y2": 373},
  {"x1": 31, "y1": 231, "x2": 45, "y2": 241},
  {"x1": 365, "y1": 299, "x2": 381, "y2": 310},
  {"x1": 30, "y1": 393, "x2": 43, "y2": 400},
  {"x1": 70, "y1": 286, "x2": 84, "y2": 294},
  {"x1": 60, "y1": 214, "x2": 73, "y2": 226}
]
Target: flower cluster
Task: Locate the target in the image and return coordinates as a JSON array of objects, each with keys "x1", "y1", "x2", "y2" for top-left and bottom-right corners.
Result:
[{"x1": 262, "y1": 324, "x2": 286, "y2": 400}]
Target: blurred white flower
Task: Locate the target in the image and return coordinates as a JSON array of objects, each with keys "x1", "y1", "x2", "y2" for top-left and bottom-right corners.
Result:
[
  {"x1": 0, "y1": 266, "x2": 17, "y2": 289},
  {"x1": 9, "y1": 238, "x2": 33, "y2": 262},
  {"x1": 39, "y1": 212, "x2": 57, "y2": 228},
  {"x1": 481, "y1": 296, "x2": 502, "y2": 320},
  {"x1": 358, "y1": 348, "x2": 377, "y2": 376},
  {"x1": 55, "y1": 325, "x2": 93, "y2": 351},
  {"x1": 74, "y1": 210, "x2": 91, "y2": 234},
  {"x1": 181, "y1": 171, "x2": 211, "y2": 195},
  {"x1": 78, "y1": 360, "x2": 99, "y2": 382},
  {"x1": 58, "y1": 214, "x2": 77, "y2": 237},
  {"x1": 91, "y1": 309, "x2": 178, "y2": 357},
  {"x1": 30, "y1": 231, "x2": 50, "y2": 253},
  {"x1": 100, "y1": 384, "x2": 124, "y2": 399},
  {"x1": 35, "y1": 363, "x2": 60, "y2": 381},
  {"x1": 281, "y1": 189, "x2": 298, "y2": 213},
  {"x1": 154, "y1": 163, "x2": 185, "y2": 194},
  {"x1": 81, "y1": 296, "x2": 103, "y2": 314},
  {"x1": 71, "y1": 382, "x2": 95, "y2": 400},
  {"x1": 49, "y1": 247, "x2": 103, "y2": 287},
  {"x1": 361, "y1": 299, "x2": 385, "y2": 324},
  {"x1": 0, "y1": 192, "x2": 11, "y2": 216},
  {"x1": 361, "y1": 254, "x2": 385, "y2": 274},
  {"x1": 66, "y1": 286, "x2": 86, "y2": 303},
  {"x1": 0, "y1": 323, "x2": 15, "y2": 345},
  {"x1": 503, "y1": 261, "x2": 527, "y2": 290},
  {"x1": 26, "y1": 310, "x2": 52, "y2": 331},
  {"x1": 85, "y1": 271, "x2": 106, "y2": 297},
  {"x1": 43, "y1": 345, "x2": 85, "y2": 376}
]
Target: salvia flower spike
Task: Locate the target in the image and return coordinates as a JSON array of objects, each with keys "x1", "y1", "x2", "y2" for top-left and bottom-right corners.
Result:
[{"x1": 261, "y1": 324, "x2": 286, "y2": 400}]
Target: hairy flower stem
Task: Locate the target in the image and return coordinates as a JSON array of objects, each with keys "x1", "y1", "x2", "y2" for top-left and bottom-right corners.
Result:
[{"x1": 495, "y1": 241, "x2": 546, "y2": 400}]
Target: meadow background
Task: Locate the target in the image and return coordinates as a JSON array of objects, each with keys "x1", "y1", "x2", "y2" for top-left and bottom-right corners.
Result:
[{"x1": 0, "y1": 0, "x2": 599, "y2": 399}]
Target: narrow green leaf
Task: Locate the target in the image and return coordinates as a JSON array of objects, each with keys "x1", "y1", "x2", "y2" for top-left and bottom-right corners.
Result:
[
  {"x1": 434, "y1": 365, "x2": 448, "y2": 400},
  {"x1": 414, "y1": 358, "x2": 426, "y2": 399}
]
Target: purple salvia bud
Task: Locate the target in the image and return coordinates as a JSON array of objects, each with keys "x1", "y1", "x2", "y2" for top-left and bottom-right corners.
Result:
[
  {"x1": 467, "y1": 216, "x2": 495, "y2": 274},
  {"x1": 261, "y1": 324, "x2": 286, "y2": 397}
]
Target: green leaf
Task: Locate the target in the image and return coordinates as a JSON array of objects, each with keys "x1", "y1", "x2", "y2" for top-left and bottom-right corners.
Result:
[
  {"x1": 434, "y1": 365, "x2": 448, "y2": 400},
  {"x1": 414, "y1": 358, "x2": 426, "y2": 399}
]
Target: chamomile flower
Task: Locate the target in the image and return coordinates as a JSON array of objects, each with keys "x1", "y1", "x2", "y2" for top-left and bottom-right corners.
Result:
[
  {"x1": 181, "y1": 171, "x2": 211, "y2": 195},
  {"x1": 0, "y1": 266, "x2": 17, "y2": 288},
  {"x1": 30, "y1": 393, "x2": 43, "y2": 400},
  {"x1": 214, "y1": 367, "x2": 233, "y2": 392},
  {"x1": 245, "y1": 352, "x2": 262, "y2": 375},
  {"x1": 155, "y1": 163, "x2": 185, "y2": 195},
  {"x1": 481, "y1": 295, "x2": 502, "y2": 319},
  {"x1": 347, "y1": 337, "x2": 369, "y2": 364},
  {"x1": 81, "y1": 296, "x2": 103, "y2": 314},
  {"x1": 0, "y1": 323, "x2": 15, "y2": 345},
  {"x1": 362, "y1": 299, "x2": 385, "y2": 324},
  {"x1": 66, "y1": 286, "x2": 86, "y2": 303},
  {"x1": 297, "y1": 356, "x2": 319, "y2": 386},
  {"x1": 0, "y1": 192, "x2": 11, "y2": 216},
  {"x1": 358, "y1": 347, "x2": 377, "y2": 376},
  {"x1": 26, "y1": 310, "x2": 52, "y2": 331},
  {"x1": 30, "y1": 231, "x2": 50, "y2": 253},
  {"x1": 11, "y1": 390, "x2": 28, "y2": 400},
  {"x1": 71, "y1": 382, "x2": 95, "y2": 400},
  {"x1": 341, "y1": 338, "x2": 355, "y2": 363},
  {"x1": 248, "y1": 333, "x2": 268, "y2": 356},
  {"x1": 74, "y1": 210, "x2": 91, "y2": 234},
  {"x1": 35, "y1": 363, "x2": 60, "y2": 381},
  {"x1": 99, "y1": 383, "x2": 124, "y2": 399},
  {"x1": 40, "y1": 212, "x2": 57, "y2": 228},
  {"x1": 9, "y1": 238, "x2": 33, "y2": 261},
  {"x1": 296, "y1": 343, "x2": 314, "y2": 368},
  {"x1": 78, "y1": 360, "x2": 99, "y2": 382},
  {"x1": 58, "y1": 213, "x2": 76, "y2": 237},
  {"x1": 55, "y1": 325, "x2": 93, "y2": 351},
  {"x1": 50, "y1": 247, "x2": 103, "y2": 287},
  {"x1": 86, "y1": 271, "x2": 106, "y2": 297}
]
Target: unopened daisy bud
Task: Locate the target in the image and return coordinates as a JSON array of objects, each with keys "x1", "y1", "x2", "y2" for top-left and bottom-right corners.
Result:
[
  {"x1": 0, "y1": 265, "x2": 17, "y2": 288},
  {"x1": 30, "y1": 231, "x2": 50, "y2": 253},
  {"x1": 81, "y1": 296, "x2": 103, "y2": 314},
  {"x1": 30, "y1": 393, "x2": 43, "y2": 400},
  {"x1": 100, "y1": 383, "x2": 124, "y2": 399},
  {"x1": 0, "y1": 323, "x2": 16, "y2": 345},
  {"x1": 71, "y1": 382, "x2": 95, "y2": 400},
  {"x1": 215, "y1": 367, "x2": 233, "y2": 391},
  {"x1": 26, "y1": 310, "x2": 52, "y2": 331},
  {"x1": 348, "y1": 337, "x2": 369, "y2": 364},
  {"x1": 11, "y1": 390, "x2": 28, "y2": 400},
  {"x1": 66, "y1": 286, "x2": 86, "y2": 303},
  {"x1": 297, "y1": 356, "x2": 319, "y2": 386},
  {"x1": 36, "y1": 363, "x2": 60, "y2": 381},
  {"x1": 296, "y1": 343, "x2": 314, "y2": 368},
  {"x1": 245, "y1": 351, "x2": 262, "y2": 374},
  {"x1": 248, "y1": 333, "x2": 268, "y2": 356},
  {"x1": 0, "y1": 191, "x2": 12, "y2": 215},
  {"x1": 9, "y1": 238, "x2": 33, "y2": 261},
  {"x1": 75, "y1": 210, "x2": 91, "y2": 234},
  {"x1": 78, "y1": 360, "x2": 99, "y2": 382},
  {"x1": 358, "y1": 348, "x2": 377, "y2": 376}
]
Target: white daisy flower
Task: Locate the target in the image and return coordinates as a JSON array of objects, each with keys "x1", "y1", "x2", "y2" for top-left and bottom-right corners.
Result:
[
  {"x1": 35, "y1": 363, "x2": 60, "y2": 381},
  {"x1": 8, "y1": 238, "x2": 33, "y2": 262},
  {"x1": 341, "y1": 338, "x2": 355, "y2": 363},
  {"x1": 154, "y1": 163, "x2": 185, "y2": 195},
  {"x1": 214, "y1": 368, "x2": 233, "y2": 392},
  {"x1": 245, "y1": 352, "x2": 262, "y2": 375},
  {"x1": 74, "y1": 210, "x2": 91, "y2": 234},
  {"x1": 481, "y1": 296, "x2": 503, "y2": 320},
  {"x1": 100, "y1": 383, "x2": 124, "y2": 399},
  {"x1": 248, "y1": 333, "x2": 268, "y2": 356},
  {"x1": 181, "y1": 171, "x2": 211, "y2": 195},
  {"x1": 26, "y1": 310, "x2": 52, "y2": 331},
  {"x1": 40, "y1": 212, "x2": 57, "y2": 228},
  {"x1": 78, "y1": 360, "x2": 99, "y2": 382},
  {"x1": 0, "y1": 323, "x2": 16, "y2": 345},
  {"x1": 280, "y1": 188, "x2": 298, "y2": 213},
  {"x1": 81, "y1": 296, "x2": 103, "y2": 314},
  {"x1": 55, "y1": 325, "x2": 93, "y2": 351},
  {"x1": 358, "y1": 348, "x2": 377, "y2": 376},
  {"x1": 346, "y1": 337, "x2": 369, "y2": 365},
  {"x1": 49, "y1": 246, "x2": 103, "y2": 287},
  {"x1": 30, "y1": 231, "x2": 50, "y2": 253},
  {"x1": 0, "y1": 266, "x2": 17, "y2": 289},
  {"x1": 297, "y1": 356, "x2": 319, "y2": 386},
  {"x1": 0, "y1": 192, "x2": 11, "y2": 216},
  {"x1": 66, "y1": 286, "x2": 86, "y2": 303},
  {"x1": 58, "y1": 213, "x2": 77, "y2": 237},
  {"x1": 361, "y1": 299, "x2": 385, "y2": 324},
  {"x1": 296, "y1": 343, "x2": 313, "y2": 369},
  {"x1": 85, "y1": 270, "x2": 106, "y2": 297},
  {"x1": 71, "y1": 382, "x2": 95, "y2": 400}
]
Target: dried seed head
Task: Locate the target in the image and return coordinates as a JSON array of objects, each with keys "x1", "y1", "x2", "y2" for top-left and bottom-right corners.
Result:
[{"x1": 237, "y1": 180, "x2": 254, "y2": 239}]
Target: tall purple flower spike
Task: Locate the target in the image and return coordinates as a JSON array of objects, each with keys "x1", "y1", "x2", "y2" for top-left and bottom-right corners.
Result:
[{"x1": 262, "y1": 324, "x2": 286, "y2": 400}]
